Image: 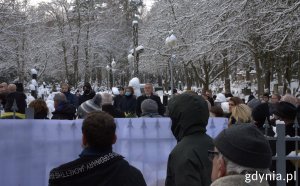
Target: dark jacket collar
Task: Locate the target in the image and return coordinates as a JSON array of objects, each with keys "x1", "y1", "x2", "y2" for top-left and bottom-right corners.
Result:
[{"x1": 79, "y1": 147, "x2": 113, "y2": 157}]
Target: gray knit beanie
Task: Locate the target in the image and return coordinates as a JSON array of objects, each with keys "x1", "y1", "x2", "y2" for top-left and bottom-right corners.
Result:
[
  {"x1": 141, "y1": 99, "x2": 158, "y2": 113},
  {"x1": 77, "y1": 94, "x2": 102, "y2": 118},
  {"x1": 214, "y1": 124, "x2": 272, "y2": 169}
]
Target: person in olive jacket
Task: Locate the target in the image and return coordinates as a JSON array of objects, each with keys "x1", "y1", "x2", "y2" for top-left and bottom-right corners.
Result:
[{"x1": 165, "y1": 92, "x2": 214, "y2": 186}]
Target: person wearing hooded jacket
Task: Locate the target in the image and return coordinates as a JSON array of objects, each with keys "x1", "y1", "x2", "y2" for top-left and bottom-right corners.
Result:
[
  {"x1": 165, "y1": 93, "x2": 214, "y2": 186},
  {"x1": 79, "y1": 82, "x2": 96, "y2": 106}
]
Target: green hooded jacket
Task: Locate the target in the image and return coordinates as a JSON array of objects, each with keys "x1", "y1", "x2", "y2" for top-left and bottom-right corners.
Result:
[{"x1": 165, "y1": 93, "x2": 214, "y2": 186}]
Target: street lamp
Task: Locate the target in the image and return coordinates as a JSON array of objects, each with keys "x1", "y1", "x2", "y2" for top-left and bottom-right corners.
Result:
[
  {"x1": 106, "y1": 65, "x2": 110, "y2": 90},
  {"x1": 132, "y1": 20, "x2": 139, "y2": 77},
  {"x1": 165, "y1": 33, "x2": 177, "y2": 97},
  {"x1": 178, "y1": 81, "x2": 182, "y2": 91},
  {"x1": 111, "y1": 58, "x2": 116, "y2": 87}
]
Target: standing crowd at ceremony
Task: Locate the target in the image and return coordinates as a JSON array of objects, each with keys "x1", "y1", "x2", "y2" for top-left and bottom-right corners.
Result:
[{"x1": 0, "y1": 80, "x2": 299, "y2": 185}]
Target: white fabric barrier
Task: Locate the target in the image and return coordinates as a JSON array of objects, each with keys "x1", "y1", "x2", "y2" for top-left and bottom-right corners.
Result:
[{"x1": 0, "y1": 117, "x2": 227, "y2": 186}]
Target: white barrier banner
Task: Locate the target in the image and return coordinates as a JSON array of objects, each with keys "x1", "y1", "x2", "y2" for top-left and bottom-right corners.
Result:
[{"x1": 0, "y1": 117, "x2": 227, "y2": 186}]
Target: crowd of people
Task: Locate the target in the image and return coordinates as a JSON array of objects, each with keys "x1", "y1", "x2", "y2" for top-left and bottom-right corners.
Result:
[
  {"x1": 0, "y1": 81, "x2": 166, "y2": 120},
  {"x1": 0, "y1": 80, "x2": 299, "y2": 185}
]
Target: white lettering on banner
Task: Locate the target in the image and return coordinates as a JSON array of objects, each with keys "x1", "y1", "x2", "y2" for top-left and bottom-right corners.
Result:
[{"x1": 50, "y1": 153, "x2": 120, "y2": 180}]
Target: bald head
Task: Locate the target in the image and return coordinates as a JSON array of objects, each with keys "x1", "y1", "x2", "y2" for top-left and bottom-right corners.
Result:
[
  {"x1": 8, "y1": 84, "x2": 16, "y2": 93},
  {"x1": 0, "y1": 82, "x2": 7, "y2": 93}
]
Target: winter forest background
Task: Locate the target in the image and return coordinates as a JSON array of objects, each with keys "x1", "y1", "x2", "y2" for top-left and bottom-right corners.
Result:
[{"x1": 0, "y1": 0, "x2": 299, "y2": 96}]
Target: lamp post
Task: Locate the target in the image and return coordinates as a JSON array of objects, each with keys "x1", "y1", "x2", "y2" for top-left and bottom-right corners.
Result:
[
  {"x1": 132, "y1": 20, "x2": 139, "y2": 77},
  {"x1": 165, "y1": 33, "x2": 177, "y2": 97},
  {"x1": 130, "y1": 0, "x2": 143, "y2": 78},
  {"x1": 111, "y1": 58, "x2": 116, "y2": 87},
  {"x1": 121, "y1": 71, "x2": 125, "y2": 86},
  {"x1": 178, "y1": 81, "x2": 182, "y2": 91},
  {"x1": 106, "y1": 65, "x2": 110, "y2": 90}
]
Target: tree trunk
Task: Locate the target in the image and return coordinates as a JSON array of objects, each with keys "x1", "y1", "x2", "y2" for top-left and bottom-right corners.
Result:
[
  {"x1": 223, "y1": 51, "x2": 231, "y2": 94},
  {"x1": 264, "y1": 53, "x2": 271, "y2": 94},
  {"x1": 62, "y1": 41, "x2": 69, "y2": 82},
  {"x1": 283, "y1": 53, "x2": 292, "y2": 94},
  {"x1": 254, "y1": 53, "x2": 264, "y2": 96},
  {"x1": 20, "y1": 37, "x2": 26, "y2": 84},
  {"x1": 84, "y1": 5, "x2": 91, "y2": 83},
  {"x1": 84, "y1": 28, "x2": 90, "y2": 83}
]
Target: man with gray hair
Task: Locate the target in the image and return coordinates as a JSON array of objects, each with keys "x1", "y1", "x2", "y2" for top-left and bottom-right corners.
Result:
[
  {"x1": 52, "y1": 93, "x2": 76, "y2": 120},
  {"x1": 210, "y1": 124, "x2": 272, "y2": 186},
  {"x1": 136, "y1": 83, "x2": 165, "y2": 117}
]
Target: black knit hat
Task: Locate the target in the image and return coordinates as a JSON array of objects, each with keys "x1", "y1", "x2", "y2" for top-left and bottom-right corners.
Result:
[
  {"x1": 214, "y1": 124, "x2": 272, "y2": 169},
  {"x1": 252, "y1": 103, "x2": 269, "y2": 124},
  {"x1": 273, "y1": 101, "x2": 297, "y2": 120},
  {"x1": 263, "y1": 93, "x2": 269, "y2": 98}
]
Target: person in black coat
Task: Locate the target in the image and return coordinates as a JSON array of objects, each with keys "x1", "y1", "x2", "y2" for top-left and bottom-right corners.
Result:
[
  {"x1": 48, "y1": 111, "x2": 146, "y2": 186},
  {"x1": 79, "y1": 82, "x2": 96, "y2": 106},
  {"x1": 51, "y1": 93, "x2": 76, "y2": 120},
  {"x1": 136, "y1": 83, "x2": 164, "y2": 117},
  {"x1": 252, "y1": 103, "x2": 275, "y2": 136},
  {"x1": 119, "y1": 86, "x2": 137, "y2": 116},
  {"x1": 5, "y1": 84, "x2": 27, "y2": 114},
  {"x1": 101, "y1": 93, "x2": 125, "y2": 118},
  {"x1": 113, "y1": 87, "x2": 124, "y2": 111},
  {"x1": 165, "y1": 93, "x2": 213, "y2": 186},
  {"x1": 272, "y1": 101, "x2": 300, "y2": 186},
  {"x1": 61, "y1": 83, "x2": 78, "y2": 107}
]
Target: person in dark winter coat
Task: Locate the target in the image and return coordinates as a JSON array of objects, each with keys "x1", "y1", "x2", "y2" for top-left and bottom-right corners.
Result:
[
  {"x1": 272, "y1": 101, "x2": 300, "y2": 186},
  {"x1": 252, "y1": 103, "x2": 274, "y2": 136},
  {"x1": 78, "y1": 82, "x2": 96, "y2": 106},
  {"x1": 48, "y1": 111, "x2": 146, "y2": 186},
  {"x1": 5, "y1": 83, "x2": 27, "y2": 114},
  {"x1": 119, "y1": 86, "x2": 137, "y2": 116},
  {"x1": 136, "y1": 83, "x2": 164, "y2": 117},
  {"x1": 51, "y1": 93, "x2": 76, "y2": 120},
  {"x1": 0, "y1": 82, "x2": 8, "y2": 106},
  {"x1": 165, "y1": 93, "x2": 214, "y2": 186},
  {"x1": 101, "y1": 93, "x2": 125, "y2": 118},
  {"x1": 61, "y1": 83, "x2": 78, "y2": 107},
  {"x1": 204, "y1": 89, "x2": 215, "y2": 107},
  {"x1": 113, "y1": 87, "x2": 124, "y2": 111}
]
